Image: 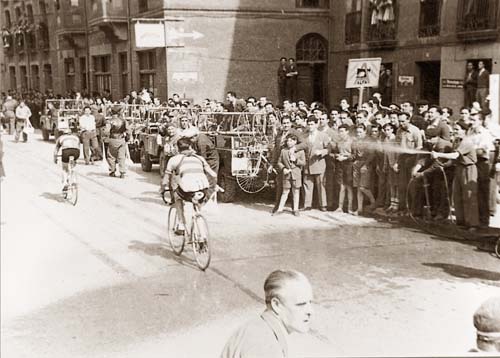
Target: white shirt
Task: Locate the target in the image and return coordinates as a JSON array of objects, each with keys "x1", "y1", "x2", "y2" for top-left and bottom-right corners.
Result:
[
  {"x1": 79, "y1": 114, "x2": 96, "y2": 131},
  {"x1": 15, "y1": 105, "x2": 32, "y2": 120}
]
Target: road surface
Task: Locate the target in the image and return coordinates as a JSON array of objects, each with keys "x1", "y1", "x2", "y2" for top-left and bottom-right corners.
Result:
[{"x1": 1, "y1": 131, "x2": 499, "y2": 357}]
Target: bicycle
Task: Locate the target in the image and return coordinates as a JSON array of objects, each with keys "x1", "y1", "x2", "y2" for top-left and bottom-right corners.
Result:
[
  {"x1": 495, "y1": 236, "x2": 500, "y2": 259},
  {"x1": 163, "y1": 187, "x2": 222, "y2": 271},
  {"x1": 57, "y1": 155, "x2": 78, "y2": 206}
]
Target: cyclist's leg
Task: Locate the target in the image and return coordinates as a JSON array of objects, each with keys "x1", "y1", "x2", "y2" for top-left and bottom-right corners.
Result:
[
  {"x1": 61, "y1": 161, "x2": 69, "y2": 189},
  {"x1": 173, "y1": 191, "x2": 187, "y2": 233}
]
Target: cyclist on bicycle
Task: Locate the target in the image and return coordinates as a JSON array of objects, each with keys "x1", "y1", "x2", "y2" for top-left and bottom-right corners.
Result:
[
  {"x1": 162, "y1": 137, "x2": 217, "y2": 233},
  {"x1": 53, "y1": 126, "x2": 81, "y2": 192}
]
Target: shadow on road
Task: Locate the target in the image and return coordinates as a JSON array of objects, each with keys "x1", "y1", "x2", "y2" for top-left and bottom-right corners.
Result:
[
  {"x1": 128, "y1": 240, "x2": 200, "y2": 271},
  {"x1": 422, "y1": 262, "x2": 500, "y2": 282},
  {"x1": 40, "y1": 192, "x2": 65, "y2": 203}
]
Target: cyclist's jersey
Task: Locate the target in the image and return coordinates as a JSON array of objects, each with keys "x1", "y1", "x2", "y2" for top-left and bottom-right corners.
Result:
[
  {"x1": 56, "y1": 134, "x2": 80, "y2": 151},
  {"x1": 166, "y1": 150, "x2": 216, "y2": 192}
]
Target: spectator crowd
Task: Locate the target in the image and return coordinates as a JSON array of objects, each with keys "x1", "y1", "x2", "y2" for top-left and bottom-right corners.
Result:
[{"x1": 1, "y1": 79, "x2": 499, "y2": 233}]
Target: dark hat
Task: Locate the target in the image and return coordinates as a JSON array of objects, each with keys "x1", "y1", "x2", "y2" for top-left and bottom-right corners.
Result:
[{"x1": 416, "y1": 99, "x2": 429, "y2": 106}]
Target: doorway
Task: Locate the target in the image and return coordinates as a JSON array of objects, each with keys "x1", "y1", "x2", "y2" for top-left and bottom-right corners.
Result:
[
  {"x1": 417, "y1": 61, "x2": 441, "y2": 104},
  {"x1": 296, "y1": 33, "x2": 328, "y2": 104}
]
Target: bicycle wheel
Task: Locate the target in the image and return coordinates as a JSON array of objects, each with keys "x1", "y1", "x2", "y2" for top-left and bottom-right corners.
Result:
[
  {"x1": 167, "y1": 206, "x2": 185, "y2": 255},
  {"x1": 495, "y1": 237, "x2": 500, "y2": 259},
  {"x1": 236, "y1": 152, "x2": 269, "y2": 194},
  {"x1": 191, "y1": 214, "x2": 211, "y2": 270}
]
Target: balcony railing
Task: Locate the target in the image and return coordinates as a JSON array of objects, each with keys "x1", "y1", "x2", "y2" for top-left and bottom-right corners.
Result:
[
  {"x1": 457, "y1": 0, "x2": 498, "y2": 40},
  {"x1": 418, "y1": 23, "x2": 440, "y2": 37},
  {"x1": 367, "y1": 21, "x2": 397, "y2": 42},
  {"x1": 296, "y1": 0, "x2": 329, "y2": 9},
  {"x1": 345, "y1": 11, "x2": 362, "y2": 44}
]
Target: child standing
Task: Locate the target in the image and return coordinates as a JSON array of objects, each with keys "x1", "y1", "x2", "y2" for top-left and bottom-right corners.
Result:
[{"x1": 274, "y1": 134, "x2": 305, "y2": 216}]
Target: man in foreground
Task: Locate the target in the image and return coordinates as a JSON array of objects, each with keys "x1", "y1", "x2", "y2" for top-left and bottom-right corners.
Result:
[{"x1": 221, "y1": 269, "x2": 314, "y2": 358}]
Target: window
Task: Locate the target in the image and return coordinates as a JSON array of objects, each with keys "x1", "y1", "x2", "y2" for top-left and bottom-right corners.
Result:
[
  {"x1": 4, "y1": 10, "x2": 11, "y2": 28},
  {"x1": 44, "y1": 64, "x2": 53, "y2": 90},
  {"x1": 346, "y1": 0, "x2": 362, "y2": 12},
  {"x1": 296, "y1": 34, "x2": 327, "y2": 62},
  {"x1": 71, "y1": 0, "x2": 79, "y2": 6},
  {"x1": 20, "y1": 66, "x2": 28, "y2": 89},
  {"x1": 15, "y1": 7, "x2": 21, "y2": 21},
  {"x1": 138, "y1": 0, "x2": 148, "y2": 13},
  {"x1": 65, "y1": 58, "x2": 75, "y2": 91},
  {"x1": 93, "y1": 55, "x2": 112, "y2": 94},
  {"x1": 31, "y1": 65, "x2": 40, "y2": 90},
  {"x1": 457, "y1": 0, "x2": 498, "y2": 32},
  {"x1": 39, "y1": 0, "x2": 47, "y2": 17},
  {"x1": 90, "y1": 0, "x2": 98, "y2": 12},
  {"x1": 27, "y1": 5, "x2": 34, "y2": 22},
  {"x1": 296, "y1": 0, "x2": 329, "y2": 8},
  {"x1": 9, "y1": 66, "x2": 16, "y2": 89},
  {"x1": 138, "y1": 50, "x2": 156, "y2": 91},
  {"x1": 38, "y1": 22, "x2": 49, "y2": 49},
  {"x1": 345, "y1": 0, "x2": 362, "y2": 44},
  {"x1": 119, "y1": 52, "x2": 129, "y2": 96},
  {"x1": 367, "y1": 0, "x2": 397, "y2": 42},
  {"x1": 419, "y1": 0, "x2": 441, "y2": 37},
  {"x1": 80, "y1": 57, "x2": 87, "y2": 91}
]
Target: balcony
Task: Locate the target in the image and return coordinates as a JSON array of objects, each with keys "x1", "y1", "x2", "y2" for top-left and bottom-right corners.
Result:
[
  {"x1": 366, "y1": 21, "x2": 397, "y2": 48},
  {"x1": 296, "y1": 0, "x2": 329, "y2": 9},
  {"x1": 345, "y1": 11, "x2": 362, "y2": 44},
  {"x1": 88, "y1": 0, "x2": 128, "y2": 41},
  {"x1": 457, "y1": 0, "x2": 498, "y2": 41},
  {"x1": 366, "y1": 1, "x2": 397, "y2": 48}
]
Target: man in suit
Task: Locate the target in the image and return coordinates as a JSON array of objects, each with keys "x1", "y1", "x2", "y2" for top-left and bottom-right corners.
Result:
[
  {"x1": 302, "y1": 115, "x2": 331, "y2": 211},
  {"x1": 277, "y1": 57, "x2": 288, "y2": 105},
  {"x1": 476, "y1": 61, "x2": 490, "y2": 111},
  {"x1": 286, "y1": 58, "x2": 299, "y2": 102},
  {"x1": 464, "y1": 62, "x2": 478, "y2": 108}
]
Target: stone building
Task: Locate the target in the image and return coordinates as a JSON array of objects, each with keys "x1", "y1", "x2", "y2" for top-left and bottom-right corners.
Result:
[
  {"x1": 330, "y1": 0, "x2": 500, "y2": 111},
  {"x1": 1, "y1": 0, "x2": 330, "y2": 104}
]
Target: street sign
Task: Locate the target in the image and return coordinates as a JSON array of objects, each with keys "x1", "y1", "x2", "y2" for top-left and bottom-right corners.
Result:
[
  {"x1": 346, "y1": 58, "x2": 382, "y2": 88},
  {"x1": 398, "y1": 75, "x2": 414, "y2": 86},
  {"x1": 134, "y1": 22, "x2": 165, "y2": 48},
  {"x1": 134, "y1": 21, "x2": 205, "y2": 48},
  {"x1": 172, "y1": 72, "x2": 199, "y2": 82},
  {"x1": 442, "y1": 79, "x2": 464, "y2": 89}
]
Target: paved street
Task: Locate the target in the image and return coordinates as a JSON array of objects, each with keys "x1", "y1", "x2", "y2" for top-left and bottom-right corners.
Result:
[{"x1": 1, "y1": 130, "x2": 499, "y2": 358}]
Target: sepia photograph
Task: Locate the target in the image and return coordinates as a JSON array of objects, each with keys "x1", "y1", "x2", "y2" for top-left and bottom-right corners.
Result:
[{"x1": 1, "y1": 0, "x2": 500, "y2": 357}]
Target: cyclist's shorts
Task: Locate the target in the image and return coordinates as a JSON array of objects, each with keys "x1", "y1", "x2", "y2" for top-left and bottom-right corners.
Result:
[
  {"x1": 61, "y1": 148, "x2": 80, "y2": 163},
  {"x1": 175, "y1": 186, "x2": 208, "y2": 203}
]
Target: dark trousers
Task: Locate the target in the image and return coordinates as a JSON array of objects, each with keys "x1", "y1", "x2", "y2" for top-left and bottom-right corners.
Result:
[
  {"x1": 273, "y1": 171, "x2": 283, "y2": 210},
  {"x1": 464, "y1": 87, "x2": 476, "y2": 108},
  {"x1": 325, "y1": 158, "x2": 337, "y2": 209},
  {"x1": 398, "y1": 154, "x2": 416, "y2": 212},
  {"x1": 278, "y1": 80, "x2": 286, "y2": 104},
  {"x1": 476, "y1": 159, "x2": 490, "y2": 226},
  {"x1": 107, "y1": 138, "x2": 126, "y2": 174},
  {"x1": 286, "y1": 79, "x2": 297, "y2": 102}
]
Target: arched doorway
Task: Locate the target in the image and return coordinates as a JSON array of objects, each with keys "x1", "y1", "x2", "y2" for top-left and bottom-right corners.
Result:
[{"x1": 296, "y1": 33, "x2": 328, "y2": 105}]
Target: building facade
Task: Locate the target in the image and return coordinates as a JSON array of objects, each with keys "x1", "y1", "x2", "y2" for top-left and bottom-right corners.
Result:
[
  {"x1": 330, "y1": 0, "x2": 500, "y2": 112},
  {"x1": 1, "y1": 0, "x2": 331, "y2": 104}
]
